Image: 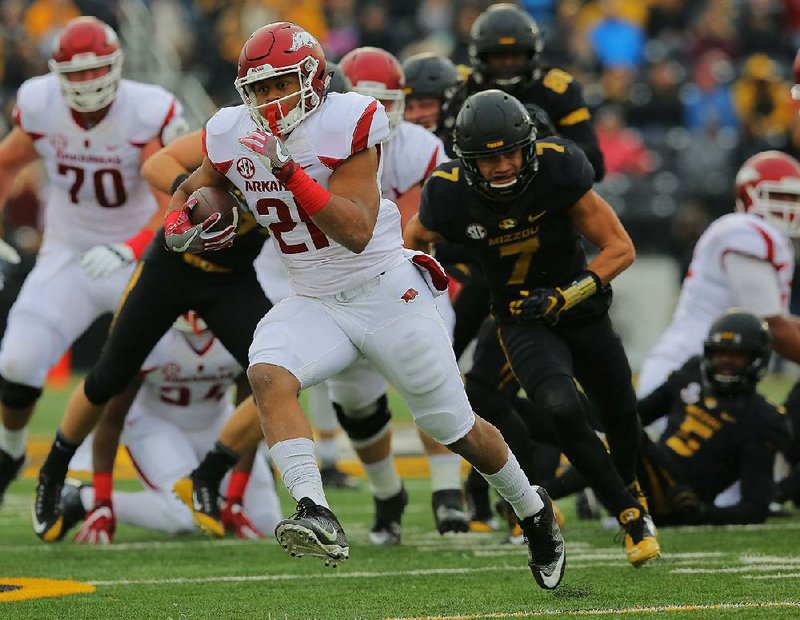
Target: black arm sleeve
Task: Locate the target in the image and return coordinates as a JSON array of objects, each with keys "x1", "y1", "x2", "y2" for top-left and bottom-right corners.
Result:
[
  {"x1": 558, "y1": 121, "x2": 605, "y2": 182},
  {"x1": 636, "y1": 381, "x2": 675, "y2": 427},
  {"x1": 703, "y1": 438, "x2": 773, "y2": 525}
]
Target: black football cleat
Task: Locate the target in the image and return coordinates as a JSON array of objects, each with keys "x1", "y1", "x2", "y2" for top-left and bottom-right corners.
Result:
[
  {"x1": 320, "y1": 465, "x2": 359, "y2": 490},
  {"x1": 275, "y1": 497, "x2": 349, "y2": 567},
  {"x1": 519, "y1": 487, "x2": 566, "y2": 590},
  {"x1": 60, "y1": 479, "x2": 88, "y2": 537},
  {"x1": 32, "y1": 472, "x2": 65, "y2": 542},
  {"x1": 0, "y1": 448, "x2": 25, "y2": 506},
  {"x1": 432, "y1": 489, "x2": 470, "y2": 534},
  {"x1": 173, "y1": 475, "x2": 224, "y2": 537},
  {"x1": 369, "y1": 486, "x2": 408, "y2": 546}
]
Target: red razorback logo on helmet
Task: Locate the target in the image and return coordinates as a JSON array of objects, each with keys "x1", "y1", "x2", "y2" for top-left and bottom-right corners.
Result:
[{"x1": 401, "y1": 288, "x2": 419, "y2": 303}]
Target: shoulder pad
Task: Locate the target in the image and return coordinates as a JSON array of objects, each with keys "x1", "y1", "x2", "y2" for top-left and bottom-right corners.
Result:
[
  {"x1": 312, "y1": 92, "x2": 390, "y2": 160},
  {"x1": 204, "y1": 106, "x2": 249, "y2": 168},
  {"x1": 428, "y1": 160, "x2": 463, "y2": 184},
  {"x1": 15, "y1": 75, "x2": 57, "y2": 133},
  {"x1": 125, "y1": 81, "x2": 183, "y2": 142}
]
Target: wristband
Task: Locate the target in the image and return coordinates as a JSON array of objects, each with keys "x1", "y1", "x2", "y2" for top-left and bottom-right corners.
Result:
[
  {"x1": 125, "y1": 228, "x2": 155, "y2": 260},
  {"x1": 226, "y1": 471, "x2": 250, "y2": 504},
  {"x1": 93, "y1": 471, "x2": 113, "y2": 504},
  {"x1": 170, "y1": 173, "x2": 190, "y2": 195},
  {"x1": 285, "y1": 168, "x2": 332, "y2": 217},
  {"x1": 559, "y1": 270, "x2": 602, "y2": 311}
]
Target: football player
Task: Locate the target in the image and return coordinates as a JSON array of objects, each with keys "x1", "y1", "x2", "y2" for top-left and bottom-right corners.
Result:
[
  {"x1": 632, "y1": 311, "x2": 790, "y2": 525},
  {"x1": 439, "y1": 3, "x2": 604, "y2": 180},
  {"x1": 60, "y1": 312, "x2": 280, "y2": 543},
  {"x1": 0, "y1": 17, "x2": 186, "y2": 505},
  {"x1": 638, "y1": 151, "x2": 800, "y2": 402},
  {"x1": 402, "y1": 52, "x2": 460, "y2": 134},
  {"x1": 405, "y1": 90, "x2": 660, "y2": 567},
  {"x1": 337, "y1": 46, "x2": 468, "y2": 540},
  {"x1": 163, "y1": 22, "x2": 565, "y2": 589}
]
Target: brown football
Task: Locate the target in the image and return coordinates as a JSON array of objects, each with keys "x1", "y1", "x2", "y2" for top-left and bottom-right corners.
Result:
[{"x1": 188, "y1": 186, "x2": 239, "y2": 232}]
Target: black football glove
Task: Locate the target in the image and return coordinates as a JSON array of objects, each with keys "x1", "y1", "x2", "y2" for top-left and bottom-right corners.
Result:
[
  {"x1": 667, "y1": 484, "x2": 708, "y2": 524},
  {"x1": 509, "y1": 271, "x2": 602, "y2": 324}
]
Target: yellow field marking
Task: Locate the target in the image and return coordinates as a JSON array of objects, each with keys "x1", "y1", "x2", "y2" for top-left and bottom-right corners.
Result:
[
  {"x1": 385, "y1": 601, "x2": 800, "y2": 620},
  {"x1": 0, "y1": 578, "x2": 94, "y2": 602},
  {"x1": 23, "y1": 441, "x2": 467, "y2": 481}
]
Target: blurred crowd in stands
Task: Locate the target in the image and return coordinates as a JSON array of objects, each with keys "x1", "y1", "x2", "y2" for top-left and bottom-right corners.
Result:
[{"x1": 2, "y1": 0, "x2": 800, "y2": 263}]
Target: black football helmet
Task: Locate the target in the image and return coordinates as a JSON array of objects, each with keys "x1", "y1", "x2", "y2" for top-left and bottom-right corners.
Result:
[
  {"x1": 453, "y1": 89, "x2": 537, "y2": 202},
  {"x1": 327, "y1": 61, "x2": 351, "y2": 95},
  {"x1": 701, "y1": 310, "x2": 771, "y2": 395},
  {"x1": 402, "y1": 53, "x2": 459, "y2": 101},
  {"x1": 468, "y1": 3, "x2": 544, "y2": 89}
]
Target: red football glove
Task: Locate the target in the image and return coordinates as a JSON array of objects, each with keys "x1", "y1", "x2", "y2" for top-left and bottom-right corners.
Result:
[
  {"x1": 73, "y1": 501, "x2": 116, "y2": 545},
  {"x1": 164, "y1": 196, "x2": 236, "y2": 253},
  {"x1": 238, "y1": 131, "x2": 299, "y2": 184},
  {"x1": 220, "y1": 500, "x2": 264, "y2": 540}
]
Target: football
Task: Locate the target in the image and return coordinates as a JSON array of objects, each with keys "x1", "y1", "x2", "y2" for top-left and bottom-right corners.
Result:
[{"x1": 188, "y1": 186, "x2": 239, "y2": 233}]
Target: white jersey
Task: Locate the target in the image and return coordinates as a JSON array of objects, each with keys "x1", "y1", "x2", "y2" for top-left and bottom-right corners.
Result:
[
  {"x1": 381, "y1": 121, "x2": 447, "y2": 200},
  {"x1": 644, "y1": 212, "x2": 794, "y2": 376},
  {"x1": 206, "y1": 93, "x2": 404, "y2": 297},
  {"x1": 14, "y1": 74, "x2": 183, "y2": 251},
  {"x1": 131, "y1": 329, "x2": 242, "y2": 432}
]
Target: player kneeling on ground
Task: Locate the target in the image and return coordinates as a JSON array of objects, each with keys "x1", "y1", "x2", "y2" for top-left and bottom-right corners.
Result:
[{"x1": 59, "y1": 312, "x2": 280, "y2": 543}]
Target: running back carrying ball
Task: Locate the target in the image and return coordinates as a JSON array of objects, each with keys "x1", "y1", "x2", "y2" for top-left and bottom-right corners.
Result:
[{"x1": 188, "y1": 187, "x2": 240, "y2": 233}]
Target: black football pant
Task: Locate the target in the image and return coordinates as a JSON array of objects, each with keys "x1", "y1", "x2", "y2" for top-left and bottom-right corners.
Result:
[
  {"x1": 496, "y1": 314, "x2": 642, "y2": 515},
  {"x1": 84, "y1": 244, "x2": 271, "y2": 406}
]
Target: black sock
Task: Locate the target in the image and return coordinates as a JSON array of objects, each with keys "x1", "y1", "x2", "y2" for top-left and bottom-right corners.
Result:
[
  {"x1": 603, "y1": 410, "x2": 642, "y2": 487},
  {"x1": 192, "y1": 441, "x2": 239, "y2": 488},
  {"x1": 40, "y1": 430, "x2": 81, "y2": 481},
  {"x1": 542, "y1": 465, "x2": 588, "y2": 501}
]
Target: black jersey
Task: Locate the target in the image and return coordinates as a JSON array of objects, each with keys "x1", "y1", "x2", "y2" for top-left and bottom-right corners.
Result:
[
  {"x1": 441, "y1": 67, "x2": 604, "y2": 180},
  {"x1": 419, "y1": 136, "x2": 607, "y2": 323},
  {"x1": 639, "y1": 356, "x2": 791, "y2": 511}
]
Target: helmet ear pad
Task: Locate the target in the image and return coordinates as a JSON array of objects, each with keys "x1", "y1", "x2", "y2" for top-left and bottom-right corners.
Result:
[{"x1": 453, "y1": 89, "x2": 538, "y2": 201}]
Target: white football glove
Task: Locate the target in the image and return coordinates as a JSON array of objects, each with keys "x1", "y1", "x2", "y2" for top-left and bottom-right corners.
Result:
[
  {"x1": 80, "y1": 242, "x2": 135, "y2": 279},
  {"x1": 0, "y1": 239, "x2": 21, "y2": 265}
]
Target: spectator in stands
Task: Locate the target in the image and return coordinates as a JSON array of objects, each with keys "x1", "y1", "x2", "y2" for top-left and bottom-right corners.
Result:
[
  {"x1": 683, "y1": 50, "x2": 738, "y2": 132},
  {"x1": 595, "y1": 106, "x2": 653, "y2": 177},
  {"x1": 588, "y1": 0, "x2": 645, "y2": 69},
  {"x1": 626, "y1": 59, "x2": 684, "y2": 130},
  {"x1": 23, "y1": 0, "x2": 80, "y2": 53},
  {"x1": 733, "y1": 54, "x2": 794, "y2": 138},
  {"x1": 688, "y1": 2, "x2": 737, "y2": 62},
  {"x1": 737, "y1": 0, "x2": 795, "y2": 59}
]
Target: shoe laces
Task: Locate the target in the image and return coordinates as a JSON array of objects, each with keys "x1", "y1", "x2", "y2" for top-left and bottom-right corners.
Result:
[
  {"x1": 527, "y1": 509, "x2": 559, "y2": 566},
  {"x1": 35, "y1": 476, "x2": 62, "y2": 516},
  {"x1": 195, "y1": 483, "x2": 220, "y2": 515}
]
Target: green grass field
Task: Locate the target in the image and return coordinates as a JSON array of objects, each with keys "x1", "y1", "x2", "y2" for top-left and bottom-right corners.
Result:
[{"x1": 1, "y1": 378, "x2": 799, "y2": 619}]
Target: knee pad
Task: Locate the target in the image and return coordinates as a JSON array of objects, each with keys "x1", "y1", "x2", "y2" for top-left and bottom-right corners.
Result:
[
  {"x1": 389, "y1": 336, "x2": 449, "y2": 396},
  {"x1": 0, "y1": 377, "x2": 42, "y2": 409},
  {"x1": 533, "y1": 375, "x2": 586, "y2": 430},
  {"x1": 333, "y1": 394, "x2": 391, "y2": 448},
  {"x1": 0, "y1": 321, "x2": 60, "y2": 389}
]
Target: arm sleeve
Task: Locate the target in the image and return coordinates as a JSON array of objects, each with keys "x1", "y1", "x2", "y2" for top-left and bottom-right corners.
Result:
[
  {"x1": 704, "y1": 438, "x2": 773, "y2": 525},
  {"x1": 722, "y1": 252, "x2": 783, "y2": 317},
  {"x1": 636, "y1": 381, "x2": 675, "y2": 426}
]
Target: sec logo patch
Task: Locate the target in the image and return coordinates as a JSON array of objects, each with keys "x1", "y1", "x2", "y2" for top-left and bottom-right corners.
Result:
[
  {"x1": 466, "y1": 224, "x2": 487, "y2": 239},
  {"x1": 236, "y1": 157, "x2": 256, "y2": 179}
]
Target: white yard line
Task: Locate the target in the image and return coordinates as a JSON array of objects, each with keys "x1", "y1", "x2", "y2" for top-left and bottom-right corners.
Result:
[{"x1": 383, "y1": 601, "x2": 800, "y2": 620}]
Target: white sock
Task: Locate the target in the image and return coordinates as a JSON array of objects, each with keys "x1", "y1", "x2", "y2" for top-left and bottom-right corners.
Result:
[
  {"x1": 480, "y1": 449, "x2": 543, "y2": 520},
  {"x1": 428, "y1": 453, "x2": 463, "y2": 493},
  {"x1": 270, "y1": 438, "x2": 328, "y2": 508},
  {"x1": 0, "y1": 425, "x2": 27, "y2": 459},
  {"x1": 363, "y1": 454, "x2": 402, "y2": 500},
  {"x1": 317, "y1": 438, "x2": 339, "y2": 468}
]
